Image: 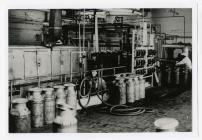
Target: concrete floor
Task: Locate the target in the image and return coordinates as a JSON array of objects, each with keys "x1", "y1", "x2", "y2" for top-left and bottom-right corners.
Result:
[{"x1": 31, "y1": 86, "x2": 192, "y2": 133}]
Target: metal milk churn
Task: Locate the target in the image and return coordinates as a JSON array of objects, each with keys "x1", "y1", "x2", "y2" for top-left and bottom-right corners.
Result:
[
  {"x1": 116, "y1": 77, "x2": 126, "y2": 105},
  {"x1": 166, "y1": 66, "x2": 171, "y2": 85},
  {"x1": 157, "y1": 67, "x2": 162, "y2": 87},
  {"x1": 54, "y1": 85, "x2": 66, "y2": 104},
  {"x1": 154, "y1": 117, "x2": 179, "y2": 132},
  {"x1": 43, "y1": 88, "x2": 55, "y2": 124},
  {"x1": 183, "y1": 67, "x2": 189, "y2": 86},
  {"x1": 29, "y1": 87, "x2": 44, "y2": 128},
  {"x1": 134, "y1": 77, "x2": 140, "y2": 101},
  {"x1": 64, "y1": 83, "x2": 77, "y2": 116},
  {"x1": 53, "y1": 103, "x2": 77, "y2": 133},
  {"x1": 175, "y1": 67, "x2": 180, "y2": 85},
  {"x1": 139, "y1": 76, "x2": 145, "y2": 99},
  {"x1": 54, "y1": 85, "x2": 66, "y2": 115},
  {"x1": 9, "y1": 98, "x2": 31, "y2": 133},
  {"x1": 126, "y1": 77, "x2": 135, "y2": 104}
]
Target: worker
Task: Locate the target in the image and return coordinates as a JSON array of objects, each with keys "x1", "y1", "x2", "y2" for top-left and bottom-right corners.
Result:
[
  {"x1": 176, "y1": 53, "x2": 192, "y2": 71},
  {"x1": 176, "y1": 52, "x2": 192, "y2": 89}
]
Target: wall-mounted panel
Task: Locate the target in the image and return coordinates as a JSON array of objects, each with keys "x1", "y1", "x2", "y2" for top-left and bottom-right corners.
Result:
[
  {"x1": 12, "y1": 50, "x2": 24, "y2": 79},
  {"x1": 37, "y1": 50, "x2": 51, "y2": 76},
  {"x1": 61, "y1": 50, "x2": 70, "y2": 74},
  {"x1": 51, "y1": 50, "x2": 61, "y2": 75},
  {"x1": 71, "y1": 52, "x2": 80, "y2": 73},
  {"x1": 8, "y1": 51, "x2": 14, "y2": 80},
  {"x1": 24, "y1": 51, "x2": 37, "y2": 78}
]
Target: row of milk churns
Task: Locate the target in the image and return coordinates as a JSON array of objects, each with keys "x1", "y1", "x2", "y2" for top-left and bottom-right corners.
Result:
[
  {"x1": 9, "y1": 83, "x2": 78, "y2": 133},
  {"x1": 158, "y1": 66, "x2": 189, "y2": 87},
  {"x1": 113, "y1": 73, "x2": 145, "y2": 105}
]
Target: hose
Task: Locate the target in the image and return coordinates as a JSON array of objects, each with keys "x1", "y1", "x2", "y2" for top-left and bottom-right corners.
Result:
[
  {"x1": 78, "y1": 77, "x2": 155, "y2": 116},
  {"x1": 95, "y1": 90, "x2": 155, "y2": 116}
]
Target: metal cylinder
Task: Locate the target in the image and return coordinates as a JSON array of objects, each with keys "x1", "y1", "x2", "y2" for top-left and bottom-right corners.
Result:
[
  {"x1": 53, "y1": 103, "x2": 77, "y2": 133},
  {"x1": 126, "y1": 77, "x2": 135, "y2": 104},
  {"x1": 43, "y1": 88, "x2": 55, "y2": 124},
  {"x1": 175, "y1": 68, "x2": 180, "y2": 85},
  {"x1": 139, "y1": 76, "x2": 145, "y2": 99},
  {"x1": 54, "y1": 85, "x2": 66, "y2": 115},
  {"x1": 9, "y1": 98, "x2": 31, "y2": 133},
  {"x1": 166, "y1": 67, "x2": 172, "y2": 85},
  {"x1": 183, "y1": 67, "x2": 189, "y2": 86},
  {"x1": 154, "y1": 118, "x2": 179, "y2": 132},
  {"x1": 134, "y1": 77, "x2": 140, "y2": 101},
  {"x1": 116, "y1": 78, "x2": 126, "y2": 105},
  {"x1": 64, "y1": 83, "x2": 77, "y2": 116},
  {"x1": 29, "y1": 88, "x2": 44, "y2": 128},
  {"x1": 157, "y1": 68, "x2": 162, "y2": 87}
]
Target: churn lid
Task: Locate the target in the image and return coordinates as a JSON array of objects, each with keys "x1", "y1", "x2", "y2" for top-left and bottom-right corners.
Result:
[
  {"x1": 154, "y1": 117, "x2": 179, "y2": 130},
  {"x1": 54, "y1": 85, "x2": 65, "y2": 89},
  {"x1": 64, "y1": 83, "x2": 76, "y2": 87},
  {"x1": 43, "y1": 88, "x2": 54, "y2": 92},
  {"x1": 29, "y1": 87, "x2": 42, "y2": 92},
  {"x1": 12, "y1": 98, "x2": 28, "y2": 104}
]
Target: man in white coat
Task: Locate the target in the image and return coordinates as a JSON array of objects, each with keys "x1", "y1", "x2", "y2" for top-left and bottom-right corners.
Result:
[
  {"x1": 176, "y1": 53, "x2": 192, "y2": 71},
  {"x1": 176, "y1": 52, "x2": 192, "y2": 88}
]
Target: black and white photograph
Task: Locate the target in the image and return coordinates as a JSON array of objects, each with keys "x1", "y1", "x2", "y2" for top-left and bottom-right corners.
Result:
[
  {"x1": 8, "y1": 8, "x2": 193, "y2": 133},
  {"x1": 0, "y1": 0, "x2": 201, "y2": 139}
]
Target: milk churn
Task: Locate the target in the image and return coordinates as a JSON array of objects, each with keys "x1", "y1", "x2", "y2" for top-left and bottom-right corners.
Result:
[
  {"x1": 29, "y1": 88, "x2": 44, "y2": 128},
  {"x1": 157, "y1": 67, "x2": 162, "y2": 87},
  {"x1": 43, "y1": 88, "x2": 55, "y2": 124},
  {"x1": 139, "y1": 76, "x2": 145, "y2": 99},
  {"x1": 183, "y1": 67, "x2": 189, "y2": 86},
  {"x1": 54, "y1": 85, "x2": 66, "y2": 115},
  {"x1": 175, "y1": 67, "x2": 180, "y2": 85},
  {"x1": 154, "y1": 117, "x2": 179, "y2": 132},
  {"x1": 166, "y1": 66, "x2": 171, "y2": 85},
  {"x1": 9, "y1": 98, "x2": 31, "y2": 133},
  {"x1": 53, "y1": 103, "x2": 77, "y2": 133},
  {"x1": 126, "y1": 77, "x2": 135, "y2": 104},
  {"x1": 54, "y1": 85, "x2": 66, "y2": 104},
  {"x1": 64, "y1": 83, "x2": 77, "y2": 116},
  {"x1": 116, "y1": 77, "x2": 126, "y2": 105},
  {"x1": 134, "y1": 77, "x2": 140, "y2": 101}
]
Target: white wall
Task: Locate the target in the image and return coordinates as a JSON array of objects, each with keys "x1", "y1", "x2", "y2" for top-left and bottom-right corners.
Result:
[{"x1": 151, "y1": 8, "x2": 192, "y2": 43}]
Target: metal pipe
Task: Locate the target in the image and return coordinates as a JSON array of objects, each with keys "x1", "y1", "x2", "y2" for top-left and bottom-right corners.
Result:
[
  {"x1": 60, "y1": 50, "x2": 63, "y2": 84},
  {"x1": 83, "y1": 9, "x2": 86, "y2": 52},
  {"x1": 70, "y1": 52, "x2": 72, "y2": 82},
  {"x1": 95, "y1": 15, "x2": 99, "y2": 52},
  {"x1": 36, "y1": 51, "x2": 41, "y2": 87},
  {"x1": 79, "y1": 23, "x2": 81, "y2": 56},
  {"x1": 10, "y1": 81, "x2": 13, "y2": 109}
]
